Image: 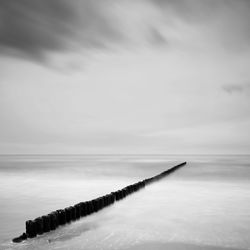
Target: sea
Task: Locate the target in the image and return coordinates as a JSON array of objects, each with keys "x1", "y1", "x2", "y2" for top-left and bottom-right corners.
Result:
[{"x1": 0, "y1": 154, "x2": 249, "y2": 250}]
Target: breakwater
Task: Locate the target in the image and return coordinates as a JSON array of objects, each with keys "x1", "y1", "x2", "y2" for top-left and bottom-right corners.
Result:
[{"x1": 12, "y1": 162, "x2": 187, "y2": 243}]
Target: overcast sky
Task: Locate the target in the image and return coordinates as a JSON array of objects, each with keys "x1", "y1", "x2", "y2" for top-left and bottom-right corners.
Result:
[{"x1": 0, "y1": 0, "x2": 250, "y2": 154}]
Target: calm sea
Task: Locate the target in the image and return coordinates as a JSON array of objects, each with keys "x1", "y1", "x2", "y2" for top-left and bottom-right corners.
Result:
[{"x1": 0, "y1": 154, "x2": 250, "y2": 250}]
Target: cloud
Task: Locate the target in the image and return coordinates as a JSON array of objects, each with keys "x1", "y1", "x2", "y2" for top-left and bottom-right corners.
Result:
[
  {"x1": 2, "y1": 0, "x2": 250, "y2": 64},
  {"x1": 0, "y1": 0, "x2": 122, "y2": 61},
  {"x1": 222, "y1": 82, "x2": 250, "y2": 94},
  {"x1": 150, "y1": 0, "x2": 250, "y2": 52},
  {"x1": 148, "y1": 26, "x2": 167, "y2": 46},
  {"x1": 150, "y1": 0, "x2": 221, "y2": 20}
]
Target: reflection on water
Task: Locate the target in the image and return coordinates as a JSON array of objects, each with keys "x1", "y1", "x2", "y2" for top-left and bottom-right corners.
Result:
[{"x1": 0, "y1": 155, "x2": 250, "y2": 250}]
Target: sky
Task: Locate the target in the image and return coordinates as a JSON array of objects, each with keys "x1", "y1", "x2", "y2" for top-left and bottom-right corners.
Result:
[{"x1": 0, "y1": 0, "x2": 250, "y2": 154}]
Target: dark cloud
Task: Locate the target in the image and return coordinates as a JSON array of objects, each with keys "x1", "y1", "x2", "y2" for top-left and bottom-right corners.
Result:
[
  {"x1": 148, "y1": 27, "x2": 167, "y2": 46},
  {"x1": 151, "y1": 0, "x2": 221, "y2": 21},
  {"x1": 151, "y1": 0, "x2": 250, "y2": 19},
  {"x1": 222, "y1": 83, "x2": 250, "y2": 94},
  {"x1": 150, "y1": 0, "x2": 250, "y2": 51},
  {"x1": 1, "y1": 0, "x2": 250, "y2": 62},
  {"x1": 0, "y1": 0, "x2": 121, "y2": 61}
]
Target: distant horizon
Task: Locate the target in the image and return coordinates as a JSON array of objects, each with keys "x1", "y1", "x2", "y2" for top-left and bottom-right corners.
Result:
[{"x1": 0, "y1": 153, "x2": 249, "y2": 156}]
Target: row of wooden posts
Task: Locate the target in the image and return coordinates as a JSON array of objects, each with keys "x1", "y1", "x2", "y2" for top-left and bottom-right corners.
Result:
[{"x1": 12, "y1": 161, "x2": 187, "y2": 243}]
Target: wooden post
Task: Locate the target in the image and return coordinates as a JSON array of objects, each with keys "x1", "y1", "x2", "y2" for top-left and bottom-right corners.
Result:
[
  {"x1": 26, "y1": 220, "x2": 37, "y2": 238},
  {"x1": 34, "y1": 217, "x2": 43, "y2": 235}
]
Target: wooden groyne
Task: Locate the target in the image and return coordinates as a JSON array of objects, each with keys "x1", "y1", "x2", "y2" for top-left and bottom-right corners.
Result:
[{"x1": 12, "y1": 162, "x2": 187, "y2": 243}]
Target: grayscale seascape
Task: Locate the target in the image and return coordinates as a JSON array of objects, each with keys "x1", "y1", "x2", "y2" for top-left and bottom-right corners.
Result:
[
  {"x1": 0, "y1": 154, "x2": 250, "y2": 250},
  {"x1": 1, "y1": 0, "x2": 250, "y2": 249}
]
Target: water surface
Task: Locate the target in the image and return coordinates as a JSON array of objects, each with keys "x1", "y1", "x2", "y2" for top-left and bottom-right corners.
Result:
[{"x1": 0, "y1": 154, "x2": 249, "y2": 250}]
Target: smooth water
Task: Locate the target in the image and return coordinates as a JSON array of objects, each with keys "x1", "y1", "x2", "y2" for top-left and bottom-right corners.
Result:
[{"x1": 0, "y1": 155, "x2": 250, "y2": 250}]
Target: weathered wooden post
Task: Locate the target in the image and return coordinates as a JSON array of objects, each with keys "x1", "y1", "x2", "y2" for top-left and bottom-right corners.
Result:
[
  {"x1": 34, "y1": 217, "x2": 43, "y2": 235},
  {"x1": 57, "y1": 209, "x2": 66, "y2": 225},
  {"x1": 26, "y1": 220, "x2": 37, "y2": 238},
  {"x1": 65, "y1": 207, "x2": 71, "y2": 223},
  {"x1": 42, "y1": 215, "x2": 50, "y2": 232}
]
